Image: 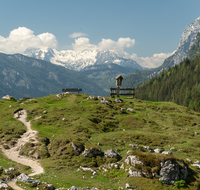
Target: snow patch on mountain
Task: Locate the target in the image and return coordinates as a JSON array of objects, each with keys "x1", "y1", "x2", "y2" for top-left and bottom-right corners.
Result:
[{"x1": 25, "y1": 48, "x2": 143, "y2": 71}]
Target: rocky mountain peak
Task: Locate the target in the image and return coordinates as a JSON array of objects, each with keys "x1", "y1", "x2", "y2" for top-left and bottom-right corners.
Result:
[
  {"x1": 25, "y1": 48, "x2": 143, "y2": 71},
  {"x1": 177, "y1": 16, "x2": 200, "y2": 54},
  {"x1": 160, "y1": 16, "x2": 200, "y2": 70}
]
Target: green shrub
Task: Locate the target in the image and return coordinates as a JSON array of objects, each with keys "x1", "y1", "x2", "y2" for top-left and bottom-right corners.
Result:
[{"x1": 174, "y1": 180, "x2": 185, "y2": 188}]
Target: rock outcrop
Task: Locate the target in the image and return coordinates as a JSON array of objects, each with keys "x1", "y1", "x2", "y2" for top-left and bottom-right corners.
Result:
[
  {"x1": 100, "y1": 97, "x2": 108, "y2": 105},
  {"x1": 124, "y1": 155, "x2": 143, "y2": 166},
  {"x1": 0, "y1": 181, "x2": 8, "y2": 189},
  {"x1": 82, "y1": 148, "x2": 102, "y2": 157},
  {"x1": 104, "y1": 149, "x2": 121, "y2": 160},
  {"x1": 17, "y1": 173, "x2": 40, "y2": 185},
  {"x1": 71, "y1": 142, "x2": 84, "y2": 153},
  {"x1": 159, "y1": 160, "x2": 188, "y2": 185}
]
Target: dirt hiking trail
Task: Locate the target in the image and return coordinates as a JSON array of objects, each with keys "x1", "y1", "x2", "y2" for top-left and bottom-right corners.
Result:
[{"x1": 2, "y1": 109, "x2": 44, "y2": 189}]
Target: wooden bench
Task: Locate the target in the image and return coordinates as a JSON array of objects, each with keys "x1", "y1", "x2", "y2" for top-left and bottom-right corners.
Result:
[
  {"x1": 110, "y1": 87, "x2": 135, "y2": 97},
  {"x1": 62, "y1": 88, "x2": 82, "y2": 94}
]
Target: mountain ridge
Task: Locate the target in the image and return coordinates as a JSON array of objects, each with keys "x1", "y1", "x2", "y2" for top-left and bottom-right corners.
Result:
[
  {"x1": 135, "y1": 33, "x2": 200, "y2": 112},
  {"x1": 0, "y1": 53, "x2": 108, "y2": 99},
  {"x1": 123, "y1": 16, "x2": 200, "y2": 88},
  {"x1": 25, "y1": 48, "x2": 143, "y2": 71}
]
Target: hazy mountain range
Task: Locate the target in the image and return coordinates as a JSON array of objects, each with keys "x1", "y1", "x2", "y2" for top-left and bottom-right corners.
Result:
[{"x1": 0, "y1": 53, "x2": 107, "y2": 99}]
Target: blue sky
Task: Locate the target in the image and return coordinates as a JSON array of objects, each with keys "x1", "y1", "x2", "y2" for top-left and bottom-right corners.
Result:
[{"x1": 0, "y1": 0, "x2": 200, "y2": 67}]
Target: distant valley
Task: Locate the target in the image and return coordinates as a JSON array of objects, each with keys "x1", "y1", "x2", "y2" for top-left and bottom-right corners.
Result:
[
  {"x1": 0, "y1": 53, "x2": 107, "y2": 99},
  {"x1": 25, "y1": 48, "x2": 144, "y2": 92}
]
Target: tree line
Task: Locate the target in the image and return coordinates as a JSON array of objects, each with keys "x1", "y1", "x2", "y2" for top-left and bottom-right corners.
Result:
[{"x1": 135, "y1": 55, "x2": 200, "y2": 112}]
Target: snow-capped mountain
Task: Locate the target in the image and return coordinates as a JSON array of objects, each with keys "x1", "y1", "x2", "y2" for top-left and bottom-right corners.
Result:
[
  {"x1": 24, "y1": 48, "x2": 143, "y2": 71},
  {"x1": 163, "y1": 16, "x2": 200, "y2": 68}
]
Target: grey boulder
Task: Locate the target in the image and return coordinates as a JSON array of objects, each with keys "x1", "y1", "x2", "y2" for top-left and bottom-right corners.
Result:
[
  {"x1": 104, "y1": 149, "x2": 121, "y2": 160},
  {"x1": 159, "y1": 160, "x2": 188, "y2": 185},
  {"x1": 82, "y1": 148, "x2": 102, "y2": 157}
]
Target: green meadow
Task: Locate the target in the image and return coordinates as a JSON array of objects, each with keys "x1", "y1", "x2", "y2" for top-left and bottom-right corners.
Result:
[{"x1": 1, "y1": 93, "x2": 200, "y2": 189}]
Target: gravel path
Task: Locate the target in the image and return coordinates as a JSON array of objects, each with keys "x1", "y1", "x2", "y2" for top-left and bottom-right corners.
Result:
[{"x1": 2, "y1": 109, "x2": 44, "y2": 189}]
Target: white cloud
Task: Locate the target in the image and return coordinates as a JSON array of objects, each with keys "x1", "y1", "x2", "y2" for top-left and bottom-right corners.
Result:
[
  {"x1": 97, "y1": 38, "x2": 135, "y2": 53},
  {"x1": 127, "y1": 51, "x2": 176, "y2": 68},
  {"x1": 72, "y1": 37, "x2": 97, "y2": 51},
  {"x1": 71, "y1": 36, "x2": 173, "y2": 68},
  {"x1": 69, "y1": 32, "x2": 88, "y2": 38},
  {"x1": 0, "y1": 27, "x2": 58, "y2": 54},
  {"x1": 72, "y1": 37, "x2": 135, "y2": 54},
  {"x1": 0, "y1": 27, "x2": 174, "y2": 68}
]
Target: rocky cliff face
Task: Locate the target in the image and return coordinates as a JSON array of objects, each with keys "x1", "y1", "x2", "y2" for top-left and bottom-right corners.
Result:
[{"x1": 163, "y1": 16, "x2": 200, "y2": 68}]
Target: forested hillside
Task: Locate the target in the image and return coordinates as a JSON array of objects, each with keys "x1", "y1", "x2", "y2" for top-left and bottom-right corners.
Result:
[
  {"x1": 0, "y1": 53, "x2": 107, "y2": 99},
  {"x1": 135, "y1": 55, "x2": 200, "y2": 112}
]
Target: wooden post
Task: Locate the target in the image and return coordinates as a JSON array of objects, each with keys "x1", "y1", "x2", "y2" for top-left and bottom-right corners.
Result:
[{"x1": 116, "y1": 86, "x2": 120, "y2": 96}]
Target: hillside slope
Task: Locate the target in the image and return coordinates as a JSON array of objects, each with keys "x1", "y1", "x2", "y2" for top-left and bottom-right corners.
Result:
[
  {"x1": 0, "y1": 53, "x2": 107, "y2": 99},
  {"x1": 1, "y1": 94, "x2": 200, "y2": 189},
  {"x1": 135, "y1": 34, "x2": 200, "y2": 112}
]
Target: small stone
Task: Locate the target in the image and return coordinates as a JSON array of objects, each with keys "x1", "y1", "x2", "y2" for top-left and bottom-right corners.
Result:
[
  {"x1": 143, "y1": 146, "x2": 154, "y2": 153},
  {"x1": 128, "y1": 168, "x2": 143, "y2": 177},
  {"x1": 9, "y1": 167, "x2": 15, "y2": 171},
  {"x1": 5, "y1": 169, "x2": 11, "y2": 174},
  {"x1": 46, "y1": 184, "x2": 55, "y2": 190},
  {"x1": 121, "y1": 108, "x2": 126, "y2": 112},
  {"x1": 2, "y1": 95, "x2": 12, "y2": 100},
  {"x1": 126, "y1": 183, "x2": 131, "y2": 189},
  {"x1": 127, "y1": 150, "x2": 133, "y2": 154},
  {"x1": 129, "y1": 144, "x2": 138, "y2": 148},
  {"x1": 82, "y1": 148, "x2": 102, "y2": 157},
  {"x1": 161, "y1": 151, "x2": 173, "y2": 155},
  {"x1": 87, "y1": 95, "x2": 96, "y2": 100},
  {"x1": 124, "y1": 155, "x2": 143, "y2": 166},
  {"x1": 191, "y1": 164, "x2": 200, "y2": 168},
  {"x1": 186, "y1": 158, "x2": 191, "y2": 163},
  {"x1": 0, "y1": 182, "x2": 8, "y2": 189},
  {"x1": 127, "y1": 108, "x2": 133, "y2": 112},
  {"x1": 101, "y1": 97, "x2": 108, "y2": 105},
  {"x1": 115, "y1": 99, "x2": 123, "y2": 103},
  {"x1": 71, "y1": 142, "x2": 84, "y2": 153},
  {"x1": 104, "y1": 149, "x2": 121, "y2": 160},
  {"x1": 68, "y1": 186, "x2": 80, "y2": 190},
  {"x1": 154, "y1": 148, "x2": 164, "y2": 153}
]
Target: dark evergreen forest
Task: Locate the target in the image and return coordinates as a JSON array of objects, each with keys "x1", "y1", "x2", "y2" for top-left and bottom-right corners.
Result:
[
  {"x1": 135, "y1": 55, "x2": 200, "y2": 112},
  {"x1": 135, "y1": 33, "x2": 200, "y2": 112}
]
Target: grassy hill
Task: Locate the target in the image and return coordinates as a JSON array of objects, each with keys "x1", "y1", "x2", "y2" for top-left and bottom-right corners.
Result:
[{"x1": 1, "y1": 93, "x2": 200, "y2": 189}]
